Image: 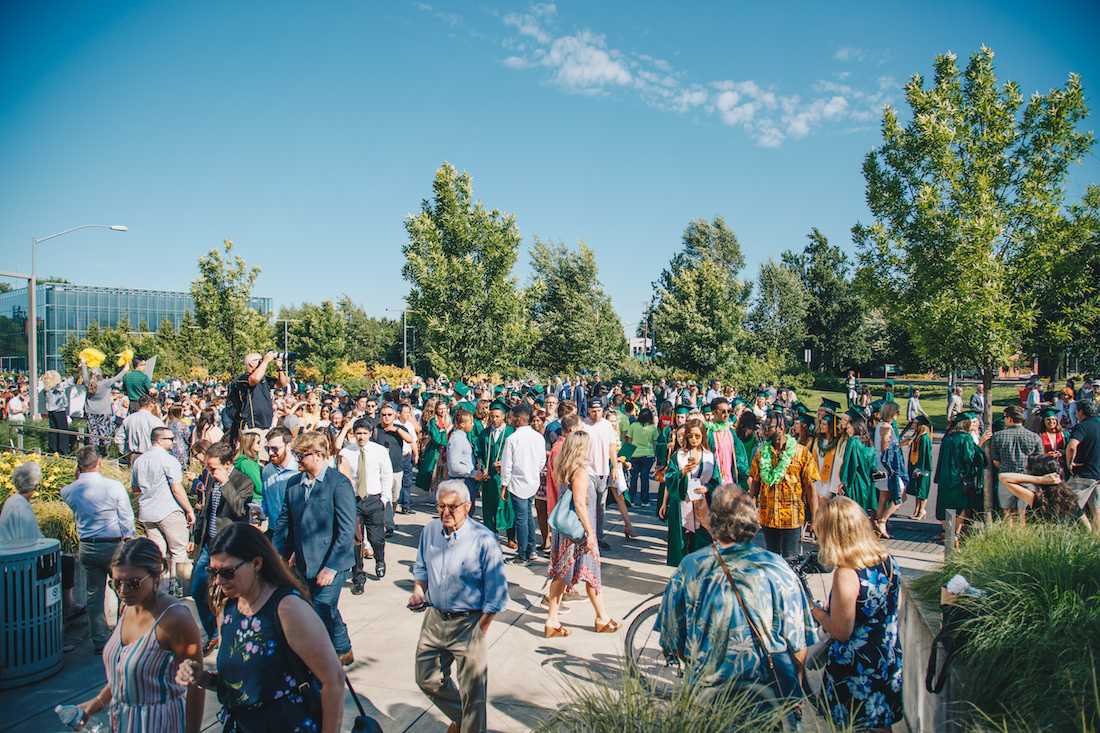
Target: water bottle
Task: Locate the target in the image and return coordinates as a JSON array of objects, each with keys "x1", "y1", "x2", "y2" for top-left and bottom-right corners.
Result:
[{"x1": 54, "y1": 704, "x2": 106, "y2": 731}]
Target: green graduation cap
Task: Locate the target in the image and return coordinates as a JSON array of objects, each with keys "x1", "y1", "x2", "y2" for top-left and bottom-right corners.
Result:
[
  {"x1": 869, "y1": 399, "x2": 885, "y2": 413},
  {"x1": 798, "y1": 412, "x2": 817, "y2": 427},
  {"x1": 757, "y1": 389, "x2": 769, "y2": 398},
  {"x1": 493, "y1": 385, "x2": 504, "y2": 395},
  {"x1": 915, "y1": 414, "x2": 931, "y2": 427},
  {"x1": 821, "y1": 397, "x2": 841, "y2": 414},
  {"x1": 1039, "y1": 407, "x2": 1060, "y2": 419},
  {"x1": 731, "y1": 397, "x2": 746, "y2": 408},
  {"x1": 454, "y1": 381, "x2": 470, "y2": 398},
  {"x1": 674, "y1": 405, "x2": 692, "y2": 415},
  {"x1": 884, "y1": 379, "x2": 895, "y2": 388},
  {"x1": 793, "y1": 401, "x2": 809, "y2": 414},
  {"x1": 954, "y1": 410, "x2": 977, "y2": 423},
  {"x1": 845, "y1": 407, "x2": 865, "y2": 422},
  {"x1": 701, "y1": 403, "x2": 714, "y2": 414},
  {"x1": 489, "y1": 400, "x2": 508, "y2": 412}
]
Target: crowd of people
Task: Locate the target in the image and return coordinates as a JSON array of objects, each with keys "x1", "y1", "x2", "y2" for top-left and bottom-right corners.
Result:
[{"x1": 3, "y1": 353, "x2": 1100, "y2": 733}]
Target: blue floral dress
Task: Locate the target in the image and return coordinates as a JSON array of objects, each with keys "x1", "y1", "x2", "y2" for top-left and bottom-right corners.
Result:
[
  {"x1": 822, "y1": 556, "x2": 903, "y2": 729},
  {"x1": 216, "y1": 587, "x2": 322, "y2": 733}
]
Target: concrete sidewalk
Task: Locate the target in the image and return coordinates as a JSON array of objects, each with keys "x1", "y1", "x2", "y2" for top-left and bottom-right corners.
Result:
[{"x1": 1, "y1": 494, "x2": 943, "y2": 733}]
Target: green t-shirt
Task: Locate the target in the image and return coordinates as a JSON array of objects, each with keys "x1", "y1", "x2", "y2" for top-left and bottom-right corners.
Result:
[
  {"x1": 122, "y1": 370, "x2": 151, "y2": 401},
  {"x1": 626, "y1": 422, "x2": 658, "y2": 458}
]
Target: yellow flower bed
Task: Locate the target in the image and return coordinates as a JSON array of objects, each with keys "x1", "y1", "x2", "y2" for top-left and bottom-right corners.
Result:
[{"x1": 1, "y1": 451, "x2": 135, "y2": 553}]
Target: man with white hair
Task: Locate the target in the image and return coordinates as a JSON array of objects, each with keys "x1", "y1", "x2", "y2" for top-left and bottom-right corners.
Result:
[
  {"x1": 225, "y1": 350, "x2": 289, "y2": 445},
  {"x1": 0, "y1": 461, "x2": 44, "y2": 545},
  {"x1": 410, "y1": 479, "x2": 508, "y2": 733}
]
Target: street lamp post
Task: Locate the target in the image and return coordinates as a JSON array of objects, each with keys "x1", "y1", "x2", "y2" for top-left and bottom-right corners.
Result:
[
  {"x1": 385, "y1": 307, "x2": 416, "y2": 370},
  {"x1": 29, "y1": 224, "x2": 128, "y2": 417}
]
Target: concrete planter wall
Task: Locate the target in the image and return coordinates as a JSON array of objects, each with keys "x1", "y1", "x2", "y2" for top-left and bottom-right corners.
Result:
[{"x1": 900, "y1": 577, "x2": 956, "y2": 732}]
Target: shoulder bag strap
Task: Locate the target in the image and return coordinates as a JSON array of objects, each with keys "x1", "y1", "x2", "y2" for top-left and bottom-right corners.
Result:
[{"x1": 710, "y1": 543, "x2": 777, "y2": 678}]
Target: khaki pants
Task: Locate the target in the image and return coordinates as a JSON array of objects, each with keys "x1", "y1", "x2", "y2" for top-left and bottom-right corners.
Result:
[
  {"x1": 415, "y1": 608, "x2": 487, "y2": 733},
  {"x1": 140, "y1": 510, "x2": 189, "y2": 577}
]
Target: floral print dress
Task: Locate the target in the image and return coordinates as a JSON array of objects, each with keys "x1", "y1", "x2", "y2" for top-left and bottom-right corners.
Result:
[
  {"x1": 822, "y1": 556, "x2": 903, "y2": 729},
  {"x1": 216, "y1": 587, "x2": 322, "y2": 733}
]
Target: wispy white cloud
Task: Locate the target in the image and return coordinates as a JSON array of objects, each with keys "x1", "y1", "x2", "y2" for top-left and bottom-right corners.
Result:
[
  {"x1": 834, "y1": 46, "x2": 865, "y2": 62},
  {"x1": 424, "y1": 3, "x2": 894, "y2": 147},
  {"x1": 413, "y1": 2, "x2": 463, "y2": 27}
]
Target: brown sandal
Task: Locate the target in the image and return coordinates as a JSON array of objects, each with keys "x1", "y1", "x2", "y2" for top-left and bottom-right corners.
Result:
[
  {"x1": 593, "y1": 619, "x2": 621, "y2": 634},
  {"x1": 544, "y1": 625, "x2": 572, "y2": 638}
]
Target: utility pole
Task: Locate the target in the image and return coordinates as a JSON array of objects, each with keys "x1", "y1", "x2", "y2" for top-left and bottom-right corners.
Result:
[{"x1": 274, "y1": 318, "x2": 299, "y2": 367}]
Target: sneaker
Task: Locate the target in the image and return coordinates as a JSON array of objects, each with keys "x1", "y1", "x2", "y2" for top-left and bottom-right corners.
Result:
[
  {"x1": 375, "y1": 561, "x2": 386, "y2": 579},
  {"x1": 505, "y1": 555, "x2": 529, "y2": 565},
  {"x1": 504, "y1": 540, "x2": 518, "y2": 550},
  {"x1": 338, "y1": 650, "x2": 354, "y2": 666},
  {"x1": 384, "y1": 528, "x2": 395, "y2": 538},
  {"x1": 350, "y1": 576, "x2": 366, "y2": 595}
]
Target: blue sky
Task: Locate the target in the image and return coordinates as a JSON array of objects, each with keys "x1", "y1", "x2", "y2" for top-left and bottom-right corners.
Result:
[{"x1": 2, "y1": 1, "x2": 1098, "y2": 333}]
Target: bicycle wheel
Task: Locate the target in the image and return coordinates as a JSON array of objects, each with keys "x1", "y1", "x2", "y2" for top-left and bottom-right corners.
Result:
[{"x1": 623, "y1": 603, "x2": 680, "y2": 697}]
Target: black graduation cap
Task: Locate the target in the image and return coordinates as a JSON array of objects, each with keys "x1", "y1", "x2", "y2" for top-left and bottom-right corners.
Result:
[{"x1": 821, "y1": 398, "x2": 841, "y2": 414}]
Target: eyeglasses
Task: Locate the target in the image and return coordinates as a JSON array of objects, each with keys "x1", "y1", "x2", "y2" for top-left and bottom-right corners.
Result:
[
  {"x1": 208, "y1": 559, "x2": 248, "y2": 580},
  {"x1": 110, "y1": 575, "x2": 151, "y2": 592},
  {"x1": 437, "y1": 503, "x2": 467, "y2": 514},
  {"x1": 292, "y1": 451, "x2": 319, "y2": 462}
]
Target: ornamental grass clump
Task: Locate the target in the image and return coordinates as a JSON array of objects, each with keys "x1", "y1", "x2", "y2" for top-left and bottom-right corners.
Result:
[
  {"x1": 911, "y1": 521, "x2": 1100, "y2": 731},
  {"x1": 533, "y1": 666, "x2": 848, "y2": 733}
]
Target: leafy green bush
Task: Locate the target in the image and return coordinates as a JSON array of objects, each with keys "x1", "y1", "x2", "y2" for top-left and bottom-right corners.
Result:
[
  {"x1": 911, "y1": 521, "x2": 1100, "y2": 731},
  {"x1": 32, "y1": 500, "x2": 79, "y2": 554}
]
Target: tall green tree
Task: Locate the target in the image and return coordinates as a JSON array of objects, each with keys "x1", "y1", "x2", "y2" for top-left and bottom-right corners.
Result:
[
  {"x1": 190, "y1": 240, "x2": 274, "y2": 377},
  {"x1": 336, "y1": 296, "x2": 402, "y2": 365},
  {"x1": 853, "y1": 47, "x2": 1093, "y2": 514},
  {"x1": 650, "y1": 217, "x2": 752, "y2": 376},
  {"x1": 781, "y1": 228, "x2": 881, "y2": 371},
  {"x1": 525, "y1": 239, "x2": 628, "y2": 374},
  {"x1": 402, "y1": 163, "x2": 527, "y2": 376},
  {"x1": 747, "y1": 260, "x2": 808, "y2": 369},
  {"x1": 1021, "y1": 185, "x2": 1100, "y2": 375},
  {"x1": 292, "y1": 301, "x2": 347, "y2": 383}
]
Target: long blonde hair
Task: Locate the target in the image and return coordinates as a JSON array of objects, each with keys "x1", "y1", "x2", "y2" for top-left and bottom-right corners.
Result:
[
  {"x1": 814, "y1": 496, "x2": 889, "y2": 570},
  {"x1": 554, "y1": 430, "x2": 590, "y2": 489}
]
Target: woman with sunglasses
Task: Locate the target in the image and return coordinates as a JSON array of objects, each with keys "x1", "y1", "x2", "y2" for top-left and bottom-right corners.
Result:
[
  {"x1": 176, "y1": 522, "x2": 344, "y2": 733},
  {"x1": 77, "y1": 538, "x2": 204, "y2": 732}
]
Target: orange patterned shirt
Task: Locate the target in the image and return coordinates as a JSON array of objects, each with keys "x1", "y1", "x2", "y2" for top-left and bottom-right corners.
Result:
[{"x1": 750, "y1": 442, "x2": 819, "y2": 529}]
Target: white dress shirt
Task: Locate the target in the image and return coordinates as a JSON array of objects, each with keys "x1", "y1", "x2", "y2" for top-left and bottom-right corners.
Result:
[
  {"x1": 500, "y1": 425, "x2": 547, "y2": 500},
  {"x1": 61, "y1": 471, "x2": 136, "y2": 540},
  {"x1": 339, "y1": 442, "x2": 394, "y2": 502},
  {"x1": 583, "y1": 418, "x2": 618, "y2": 477}
]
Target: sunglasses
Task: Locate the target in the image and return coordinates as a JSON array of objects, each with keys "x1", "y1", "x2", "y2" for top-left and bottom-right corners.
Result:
[
  {"x1": 208, "y1": 559, "x2": 249, "y2": 580},
  {"x1": 110, "y1": 575, "x2": 151, "y2": 592}
]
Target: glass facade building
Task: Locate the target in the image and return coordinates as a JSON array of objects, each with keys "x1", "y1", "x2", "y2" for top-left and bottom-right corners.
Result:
[{"x1": 0, "y1": 283, "x2": 271, "y2": 373}]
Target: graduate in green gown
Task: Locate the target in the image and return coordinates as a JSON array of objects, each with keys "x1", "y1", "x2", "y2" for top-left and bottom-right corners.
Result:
[
  {"x1": 934, "y1": 411, "x2": 986, "y2": 528},
  {"x1": 658, "y1": 418, "x2": 720, "y2": 567},
  {"x1": 839, "y1": 408, "x2": 878, "y2": 515},
  {"x1": 451, "y1": 380, "x2": 477, "y2": 418},
  {"x1": 655, "y1": 406, "x2": 689, "y2": 511},
  {"x1": 475, "y1": 401, "x2": 513, "y2": 534},
  {"x1": 906, "y1": 414, "x2": 933, "y2": 520},
  {"x1": 704, "y1": 397, "x2": 744, "y2": 487},
  {"x1": 415, "y1": 397, "x2": 450, "y2": 490}
]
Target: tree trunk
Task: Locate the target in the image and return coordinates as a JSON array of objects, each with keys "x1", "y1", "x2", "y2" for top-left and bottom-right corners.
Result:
[{"x1": 982, "y1": 365, "x2": 996, "y2": 522}]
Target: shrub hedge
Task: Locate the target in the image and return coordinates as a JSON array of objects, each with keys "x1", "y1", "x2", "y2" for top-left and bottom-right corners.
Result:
[{"x1": 911, "y1": 521, "x2": 1100, "y2": 731}]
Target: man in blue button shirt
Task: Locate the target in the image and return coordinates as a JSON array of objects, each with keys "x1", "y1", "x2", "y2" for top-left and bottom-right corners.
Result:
[{"x1": 410, "y1": 479, "x2": 508, "y2": 733}]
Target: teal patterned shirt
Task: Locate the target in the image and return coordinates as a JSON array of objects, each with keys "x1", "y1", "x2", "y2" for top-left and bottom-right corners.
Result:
[{"x1": 657, "y1": 542, "x2": 818, "y2": 689}]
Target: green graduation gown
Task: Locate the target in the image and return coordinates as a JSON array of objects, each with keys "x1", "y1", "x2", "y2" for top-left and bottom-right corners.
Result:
[
  {"x1": 663, "y1": 449, "x2": 720, "y2": 567},
  {"x1": 415, "y1": 419, "x2": 448, "y2": 490},
  {"x1": 908, "y1": 432, "x2": 933, "y2": 500},
  {"x1": 476, "y1": 425, "x2": 513, "y2": 532},
  {"x1": 934, "y1": 430, "x2": 986, "y2": 520},
  {"x1": 840, "y1": 438, "x2": 878, "y2": 515}
]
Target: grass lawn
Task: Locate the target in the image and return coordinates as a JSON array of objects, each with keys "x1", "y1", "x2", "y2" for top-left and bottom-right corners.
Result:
[{"x1": 799, "y1": 385, "x2": 1023, "y2": 434}]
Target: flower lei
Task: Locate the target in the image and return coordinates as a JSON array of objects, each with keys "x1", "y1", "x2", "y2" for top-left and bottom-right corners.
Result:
[{"x1": 758, "y1": 438, "x2": 797, "y2": 487}]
